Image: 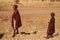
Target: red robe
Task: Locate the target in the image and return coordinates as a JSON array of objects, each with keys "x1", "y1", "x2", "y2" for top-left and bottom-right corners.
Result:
[
  {"x1": 12, "y1": 9, "x2": 22, "y2": 29},
  {"x1": 47, "y1": 17, "x2": 55, "y2": 36}
]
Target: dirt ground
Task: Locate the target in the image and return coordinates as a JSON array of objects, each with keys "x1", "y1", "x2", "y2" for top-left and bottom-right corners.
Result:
[{"x1": 0, "y1": 2, "x2": 60, "y2": 40}]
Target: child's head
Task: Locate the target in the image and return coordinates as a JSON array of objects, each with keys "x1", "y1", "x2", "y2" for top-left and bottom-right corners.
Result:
[
  {"x1": 13, "y1": 5, "x2": 18, "y2": 10},
  {"x1": 51, "y1": 12, "x2": 55, "y2": 17}
]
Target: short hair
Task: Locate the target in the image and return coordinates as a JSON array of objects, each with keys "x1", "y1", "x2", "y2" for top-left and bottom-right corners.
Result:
[
  {"x1": 14, "y1": 5, "x2": 18, "y2": 8},
  {"x1": 51, "y1": 12, "x2": 55, "y2": 16}
]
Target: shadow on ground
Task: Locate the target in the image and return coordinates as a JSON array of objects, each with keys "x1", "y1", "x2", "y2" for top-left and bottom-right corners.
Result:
[
  {"x1": 0, "y1": 34, "x2": 4, "y2": 39},
  {"x1": 20, "y1": 31, "x2": 38, "y2": 35}
]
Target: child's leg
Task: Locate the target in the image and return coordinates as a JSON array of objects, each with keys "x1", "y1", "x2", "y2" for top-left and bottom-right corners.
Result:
[
  {"x1": 47, "y1": 34, "x2": 51, "y2": 39},
  {"x1": 16, "y1": 27, "x2": 19, "y2": 34},
  {"x1": 12, "y1": 19, "x2": 16, "y2": 37},
  {"x1": 47, "y1": 34, "x2": 49, "y2": 38},
  {"x1": 50, "y1": 34, "x2": 53, "y2": 38},
  {"x1": 12, "y1": 29, "x2": 16, "y2": 37}
]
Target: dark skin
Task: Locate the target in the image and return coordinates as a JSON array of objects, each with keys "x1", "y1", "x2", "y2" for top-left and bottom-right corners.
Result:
[
  {"x1": 47, "y1": 13, "x2": 55, "y2": 39},
  {"x1": 51, "y1": 13, "x2": 55, "y2": 18},
  {"x1": 12, "y1": 5, "x2": 19, "y2": 37},
  {"x1": 51, "y1": 13, "x2": 55, "y2": 36},
  {"x1": 13, "y1": 5, "x2": 17, "y2": 10}
]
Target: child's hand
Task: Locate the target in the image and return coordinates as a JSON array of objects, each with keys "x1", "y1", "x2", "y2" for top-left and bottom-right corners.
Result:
[{"x1": 48, "y1": 22, "x2": 49, "y2": 23}]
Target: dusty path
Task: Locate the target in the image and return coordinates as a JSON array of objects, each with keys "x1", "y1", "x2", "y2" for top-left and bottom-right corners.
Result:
[{"x1": 0, "y1": 5, "x2": 60, "y2": 40}]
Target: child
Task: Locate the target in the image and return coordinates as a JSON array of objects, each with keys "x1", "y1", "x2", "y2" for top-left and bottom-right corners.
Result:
[
  {"x1": 12, "y1": 5, "x2": 22, "y2": 37},
  {"x1": 47, "y1": 13, "x2": 55, "y2": 39}
]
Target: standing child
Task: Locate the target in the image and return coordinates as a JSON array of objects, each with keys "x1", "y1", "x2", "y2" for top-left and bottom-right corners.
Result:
[
  {"x1": 47, "y1": 13, "x2": 55, "y2": 38},
  {"x1": 12, "y1": 5, "x2": 22, "y2": 37}
]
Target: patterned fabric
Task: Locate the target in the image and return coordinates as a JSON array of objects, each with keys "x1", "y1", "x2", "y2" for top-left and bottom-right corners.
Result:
[
  {"x1": 12, "y1": 9, "x2": 22, "y2": 29},
  {"x1": 47, "y1": 17, "x2": 55, "y2": 36}
]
